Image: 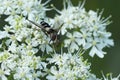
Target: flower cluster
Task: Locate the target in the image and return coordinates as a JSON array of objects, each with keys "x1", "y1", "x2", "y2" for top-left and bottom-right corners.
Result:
[
  {"x1": 0, "y1": 0, "x2": 51, "y2": 79},
  {"x1": 47, "y1": 53, "x2": 90, "y2": 80},
  {"x1": 53, "y1": 0, "x2": 114, "y2": 58},
  {"x1": 0, "y1": 50, "x2": 47, "y2": 80},
  {"x1": 0, "y1": 0, "x2": 50, "y2": 20},
  {"x1": 0, "y1": 0, "x2": 118, "y2": 80},
  {"x1": 102, "y1": 73, "x2": 120, "y2": 80}
]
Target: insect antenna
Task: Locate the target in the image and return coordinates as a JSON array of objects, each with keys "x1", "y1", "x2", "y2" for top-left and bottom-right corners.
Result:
[
  {"x1": 27, "y1": 19, "x2": 42, "y2": 28},
  {"x1": 27, "y1": 19, "x2": 49, "y2": 36}
]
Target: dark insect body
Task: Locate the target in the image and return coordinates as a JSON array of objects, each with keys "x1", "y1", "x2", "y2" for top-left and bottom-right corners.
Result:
[{"x1": 27, "y1": 19, "x2": 59, "y2": 43}]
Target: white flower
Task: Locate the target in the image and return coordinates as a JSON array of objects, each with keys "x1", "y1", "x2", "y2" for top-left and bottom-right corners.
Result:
[
  {"x1": 89, "y1": 46, "x2": 106, "y2": 58},
  {"x1": 0, "y1": 51, "x2": 11, "y2": 63},
  {"x1": 0, "y1": 0, "x2": 117, "y2": 80},
  {"x1": 13, "y1": 55, "x2": 47, "y2": 79},
  {"x1": 47, "y1": 52, "x2": 90, "y2": 80},
  {"x1": 31, "y1": 71, "x2": 41, "y2": 80},
  {"x1": 8, "y1": 41, "x2": 17, "y2": 53},
  {"x1": 14, "y1": 67, "x2": 32, "y2": 80},
  {"x1": 2, "y1": 54, "x2": 18, "y2": 71},
  {"x1": 64, "y1": 32, "x2": 81, "y2": 52},
  {"x1": 0, "y1": 0, "x2": 49, "y2": 20},
  {"x1": 53, "y1": 0, "x2": 114, "y2": 58},
  {"x1": 102, "y1": 73, "x2": 120, "y2": 80},
  {"x1": 0, "y1": 31, "x2": 9, "y2": 39},
  {"x1": 39, "y1": 36, "x2": 53, "y2": 53},
  {"x1": 87, "y1": 74, "x2": 101, "y2": 80},
  {"x1": 0, "y1": 63, "x2": 10, "y2": 80}
]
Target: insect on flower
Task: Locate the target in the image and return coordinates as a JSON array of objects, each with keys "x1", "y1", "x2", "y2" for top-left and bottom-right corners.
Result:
[{"x1": 27, "y1": 19, "x2": 60, "y2": 44}]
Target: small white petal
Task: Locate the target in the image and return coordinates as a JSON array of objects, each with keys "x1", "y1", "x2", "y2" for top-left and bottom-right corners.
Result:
[{"x1": 0, "y1": 31, "x2": 9, "y2": 39}]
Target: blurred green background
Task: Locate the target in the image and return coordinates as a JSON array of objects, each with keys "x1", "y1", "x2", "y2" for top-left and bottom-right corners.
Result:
[
  {"x1": 45, "y1": 0, "x2": 120, "y2": 78},
  {"x1": 0, "y1": 0, "x2": 120, "y2": 78}
]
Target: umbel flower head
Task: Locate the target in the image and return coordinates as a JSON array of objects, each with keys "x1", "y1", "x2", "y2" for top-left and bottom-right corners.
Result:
[
  {"x1": 0, "y1": 0, "x2": 51, "y2": 80},
  {"x1": 1, "y1": 0, "x2": 53, "y2": 53},
  {"x1": 0, "y1": 0, "x2": 117, "y2": 80},
  {"x1": 102, "y1": 73, "x2": 120, "y2": 80},
  {"x1": 0, "y1": 0, "x2": 51, "y2": 20},
  {"x1": 53, "y1": 0, "x2": 114, "y2": 58},
  {"x1": 46, "y1": 51, "x2": 90, "y2": 80}
]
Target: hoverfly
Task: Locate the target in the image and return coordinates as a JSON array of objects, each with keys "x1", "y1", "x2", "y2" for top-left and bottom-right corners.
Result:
[{"x1": 27, "y1": 19, "x2": 60, "y2": 44}]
